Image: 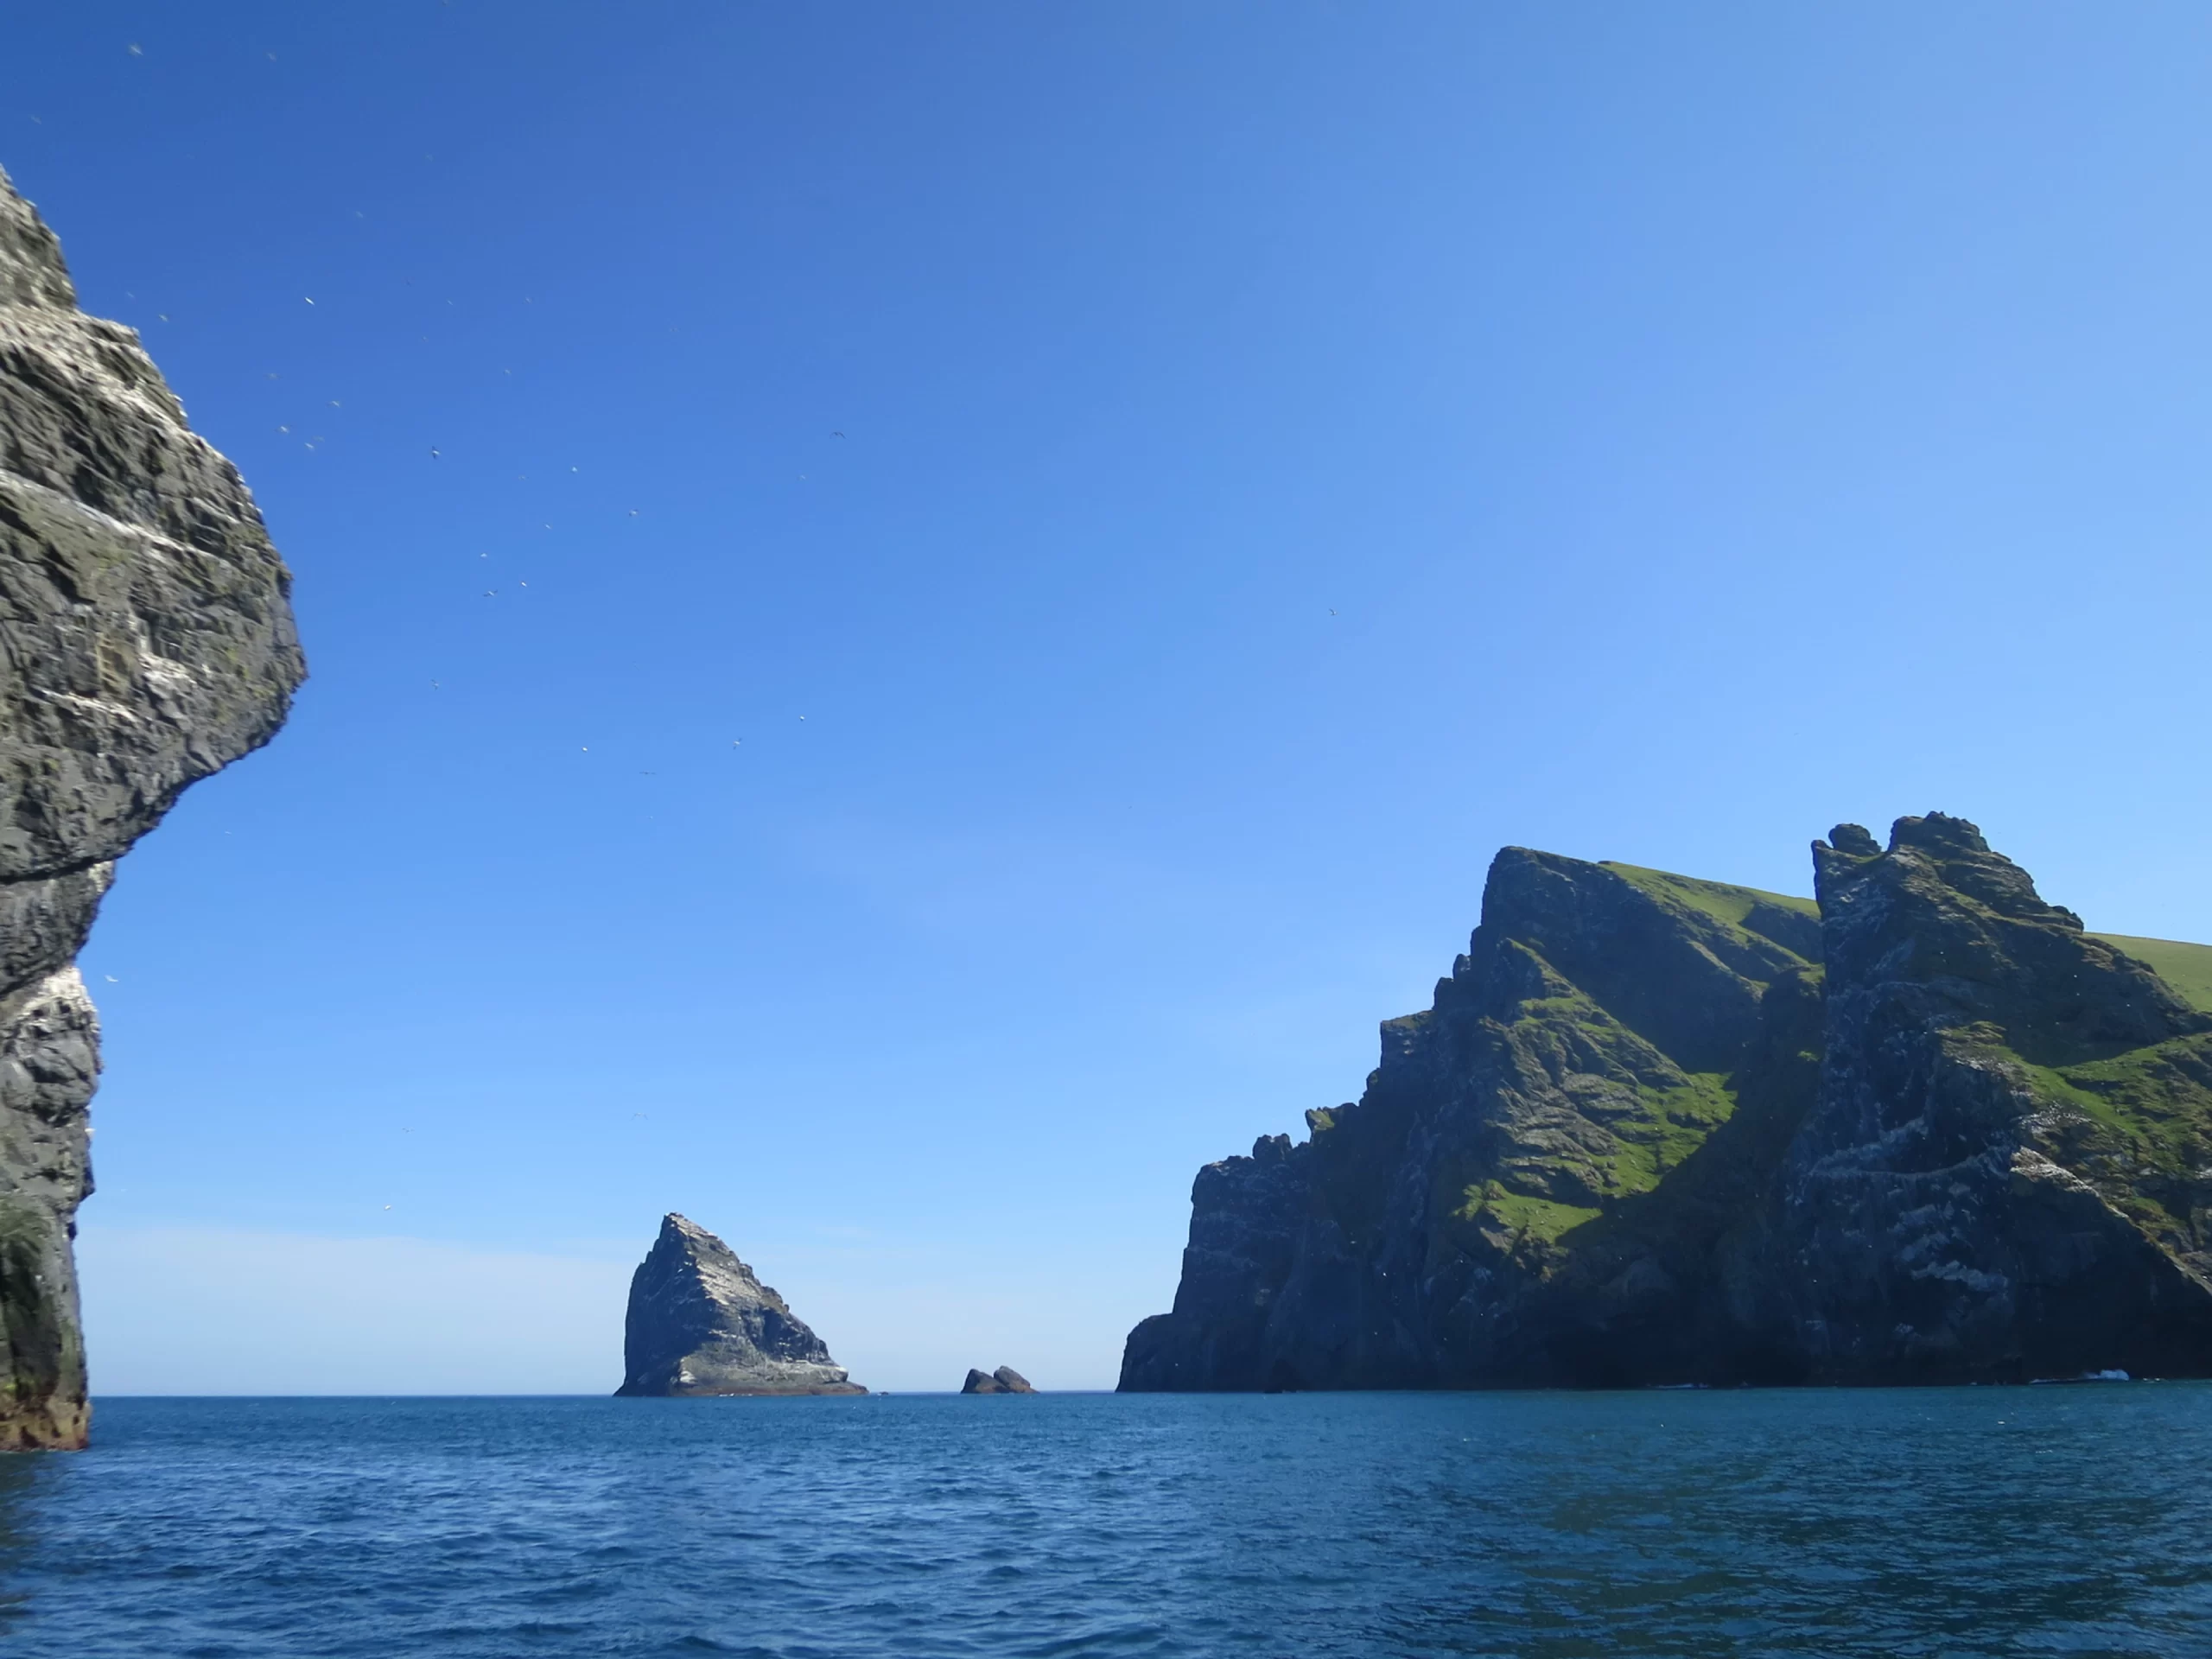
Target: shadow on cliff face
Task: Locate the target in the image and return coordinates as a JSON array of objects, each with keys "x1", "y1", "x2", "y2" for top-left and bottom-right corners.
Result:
[
  {"x1": 1519, "y1": 967, "x2": 1828, "y2": 1388},
  {"x1": 0, "y1": 1227, "x2": 68, "y2": 1433}
]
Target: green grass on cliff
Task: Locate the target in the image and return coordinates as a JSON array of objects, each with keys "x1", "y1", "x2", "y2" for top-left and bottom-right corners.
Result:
[
  {"x1": 2041, "y1": 1035, "x2": 2212, "y2": 1153},
  {"x1": 1395, "y1": 869, "x2": 1830, "y2": 1269},
  {"x1": 1608, "y1": 1072, "x2": 1738, "y2": 1192},
  {"x1": 1999, "y1": 1030, "x2": 2212, "y2": 1244},
  {"x1": 2016, "y1": 934, "x2": 2212, "y2": 1239},
  {"x1": 1456, "y1": 1183, "x2": 1601, "y2": 1243},
  {"x1": 1599, "y1": 863, "x2": 1819, "y2": 931},
  {"x1": 1449, "y1": 1070, "x2": 1778, "y2": 1250},
  {"x1": 1443, "y1": 1043, "x2": 1741, "y2": 1249},
  {"x1": 2092, "y1": 934, "x2": 2212, "y2": 1014}
]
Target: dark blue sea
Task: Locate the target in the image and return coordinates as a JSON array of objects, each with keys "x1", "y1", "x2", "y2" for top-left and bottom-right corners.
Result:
[{"x1": 2, "y1": 1388, "x2": 2208, "y2": 1657}]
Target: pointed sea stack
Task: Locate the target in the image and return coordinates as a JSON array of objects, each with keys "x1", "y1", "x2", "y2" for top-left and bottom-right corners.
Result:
[
  {"x1": 615, "y1": 1214, "x2": 864, "y2": 1396},
  {"x1": 961, "y1": 1366, "x2": 1035, "y2": 1394},
  {"x1": 0, "y1": 168, "x2": 304, "y2": 1449}
]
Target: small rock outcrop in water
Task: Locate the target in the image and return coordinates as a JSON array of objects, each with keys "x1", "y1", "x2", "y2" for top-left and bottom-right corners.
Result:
[
  {"x1": 615, "y1": 1214, "x2": 864, "y2": 1396},
  {"x1": 0, "y1": 168, "x2": 303, "y2": 1448},
  {"x1": 961, "y1": 1366, "x2": 1035, "y2": 1394},
  {"x1": 1122, "y1": 817, "x2": 2212, "y2": 1390}
]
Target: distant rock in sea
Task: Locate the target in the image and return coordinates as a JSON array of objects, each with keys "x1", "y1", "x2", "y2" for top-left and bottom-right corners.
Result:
[
  {"x1": 961, "y1": 1366, "x2": 1035, "y2": 1394},
  {"x1": 615, "y1": 1214, "x2": 864, "y2": 1396},
  {"x1": 0, "y1": 167, "x2": 303, "y2": 1450}
]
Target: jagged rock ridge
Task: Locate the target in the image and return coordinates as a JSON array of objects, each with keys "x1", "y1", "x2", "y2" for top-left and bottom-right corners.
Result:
[
  {"x1": 1122, "y1": 817, "x2": 2212, "y2": 1389},
  {"x1": 0, "y1": 168, "x2": 303, "y2": 1448},
  {"x1": 1780, "y1": 815, "x2": 2212, "y2": 1380},
  {"x1": 615, "y1": 1213, "x2": 864, "y2": 1396}
]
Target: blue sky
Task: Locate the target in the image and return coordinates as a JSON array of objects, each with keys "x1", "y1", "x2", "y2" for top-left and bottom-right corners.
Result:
[{"x1": 10, "y1": 3, "x2": 2212, "y2": 1392}]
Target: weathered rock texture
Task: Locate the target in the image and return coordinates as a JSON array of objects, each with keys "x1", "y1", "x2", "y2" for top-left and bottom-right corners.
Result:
[
  {"x1": 1122, "y1": 817, "x2": 2212, "y2": 1390},
  {"x1": 0, "y1": 168, "x2": 302, "y2": 1448},
  {"x1": 615, "y1": 1213, "x2": 864, "y2": 1396},
  {"x1": 961, "y1": 1365, "x2": 1034, "y2": 1394}
]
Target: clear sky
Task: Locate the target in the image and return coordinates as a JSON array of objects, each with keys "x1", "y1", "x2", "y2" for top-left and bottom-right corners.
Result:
[{"x1": 9, "y1": 3, "x2": 2212, "y2": 1394}]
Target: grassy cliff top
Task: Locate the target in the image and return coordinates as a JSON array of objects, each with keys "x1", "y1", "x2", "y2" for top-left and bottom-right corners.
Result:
[
  {"x1": 2091, "y1": 935, "x2": 2212, "y2": 1014},
  {"x1": 1593, "y1": 868, "x2": 2212, "y2": 1017},
  {"x1": 1599, "y1": 863, "x2": 1820, "y2": 929},
  {"x1": 1591, "y1": 867, "x2": 2212, "y2": 1015}
]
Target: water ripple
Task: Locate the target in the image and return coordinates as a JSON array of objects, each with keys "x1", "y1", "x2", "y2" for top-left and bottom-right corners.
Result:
[{"x1": 0, "y1": 1389, "x2": 2209, "y2": 1655}]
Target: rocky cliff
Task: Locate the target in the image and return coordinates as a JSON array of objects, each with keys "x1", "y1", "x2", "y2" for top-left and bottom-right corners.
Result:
[
  {"x1": 0, "y1": 168, "x2": 303, "y2": 1447},
  {"x1": 1122, "y1": 816, "x2": 2212, "y2": 1390},
  {"x1": 615, "y1": 1214, "x2": 864, "y2": 1396}
]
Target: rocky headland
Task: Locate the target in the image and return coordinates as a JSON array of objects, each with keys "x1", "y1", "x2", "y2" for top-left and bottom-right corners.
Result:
[
  {"x1": 615, "y1": 1213, "x2": 864, "y2": 1396},
  {"x1": 961, "y1": 1365, "x2": 1035, "y2": 1394},
  {"x1": 0, "y1": 168, "x2": 303, "y2": 1448},
  {"x1": 1122, "y1": 816, "x2": 2212, "y2": 1390}
]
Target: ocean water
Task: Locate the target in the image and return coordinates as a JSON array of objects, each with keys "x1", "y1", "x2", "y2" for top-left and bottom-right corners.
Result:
[{"x1": 2, "y1": 1388, "x2": 2208, "y2": 1657}]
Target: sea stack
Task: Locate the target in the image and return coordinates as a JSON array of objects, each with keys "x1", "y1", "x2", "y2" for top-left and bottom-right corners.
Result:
[
  {"x1": 961, "y1": 1366, "x2": 1035, "y2": 1394},
  {"x1": 0, "y1": 168, "x2": 304, "y2": 1449},
  {"x1": 615, "y1": 1214, "x2": 864, "y2": 1396}
]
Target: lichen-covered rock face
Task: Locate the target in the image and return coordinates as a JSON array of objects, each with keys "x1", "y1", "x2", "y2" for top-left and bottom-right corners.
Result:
[
  {"x1": 0, "y1": 167, "x2": 302, "y2": 1449},
  {"x1": 1122, "y1": 817, "x2": 2212, "y2": 1391},
  {"x1": 615, "y1": 1214, "x2": 864, "y2": 1397},
  {"x1": 0, "y1": 171, "x2": 302, "y2": 878}
]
